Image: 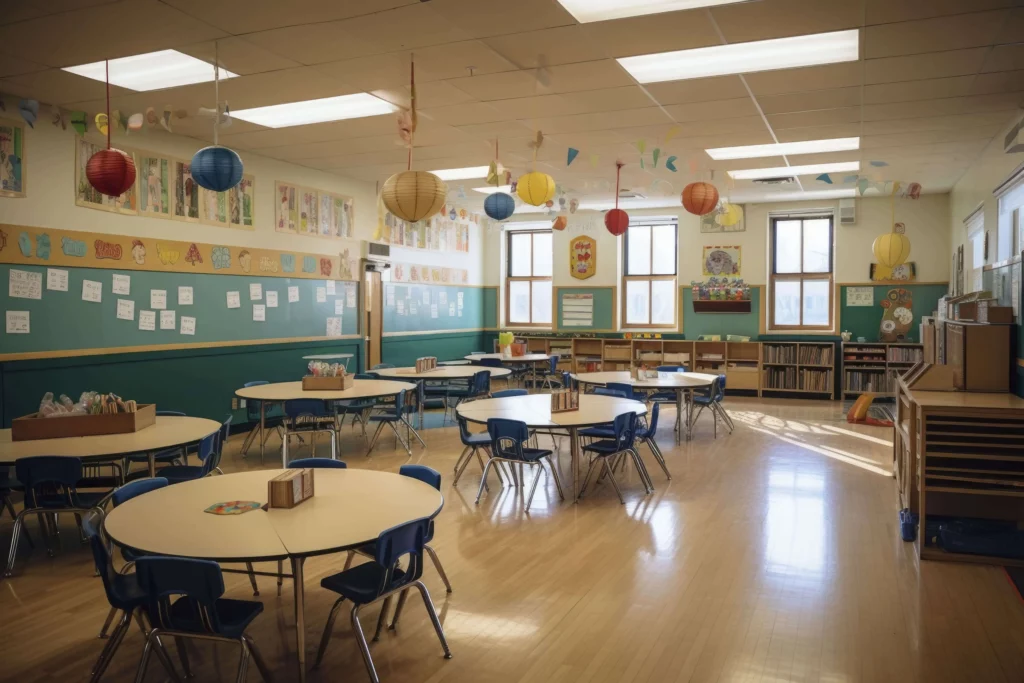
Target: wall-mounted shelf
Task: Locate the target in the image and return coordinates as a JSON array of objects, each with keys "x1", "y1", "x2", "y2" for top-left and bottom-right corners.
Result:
[{"x1": 692, "y1": 300, "x2": 752, "y2": 313}]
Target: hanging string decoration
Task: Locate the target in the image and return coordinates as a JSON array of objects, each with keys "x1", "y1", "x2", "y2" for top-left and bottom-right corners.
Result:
[
  {"x1": 191, "y1": 43, "x2": 244, "y2": 192},
  {"x1": 86, "y1": 60, "x2": 136, "y2": 198},
  {"x1": 682, "y1": 181, "x2": 719, "y2": 216},
  {"x1": 381, "y1": 56, "x2": 447, "y2": 222},
  {"x1": 604, "y1": 162, "x2": 629, "y2": 236},
  {"x1": 484, "y1": 140, "x2": 516, "y2": 221}
]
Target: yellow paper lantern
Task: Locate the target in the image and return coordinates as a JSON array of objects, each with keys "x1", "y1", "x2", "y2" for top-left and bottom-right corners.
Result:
[
  {"x1": 872, "y1": 232, "x2": 911, "y2": 268},
  {"x1": 380, "y1": 170, "x2": 447, "y2": 222},
  {"x1": 516, "y1": 171, "x2": 556, "y2": 206}
]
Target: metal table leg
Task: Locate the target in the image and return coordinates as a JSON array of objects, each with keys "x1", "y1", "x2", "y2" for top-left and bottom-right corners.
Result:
[
  {"x1": 419, "y1": 380, "x2": 425, "y2": 430},
  {"x1": 675, "y1": 389, "x2": 684, "y2": 442},
  {"x1": 569, "y1": 427, "x2": 581, "y2": 503},
  {"x1": 259, "y1": 402, "x2": 266, "y2": 462},
  {"x1": 686, "y1": 389, "x2": 696, "y2": 440},
  {"x1": 148, "y1": 452, "x2": 156, "y2": 478},
  {"x1": 281, "y1": 421, "x2": 289, "y2": 468},
  {"x1": 292, "y1": 556, "x2": 306, "y2": 682}
]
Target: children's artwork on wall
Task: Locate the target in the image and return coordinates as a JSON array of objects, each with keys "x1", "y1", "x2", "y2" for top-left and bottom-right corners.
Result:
[
  {"x1": 275, "y1": 181, "x2": 353, "y2": 239},
  {"x1": 75, "y1": 138, "x2": 137, "y2": 214},
  {"x1": 870, "y1": 262, "x2": 916, "y2": 282},
  {"x1": 391, "y1": 261, "x2": 469, "y2": 284},
  {"x1": 0, "y1": 119, "x2": 27, "y2": 197},
  {"x1": 375, "y1": 200, "x2": 474, "y2": 253},
  {"x1": 173, "y1": 159, "x2": 199, "y2": 221},
  {"x1": 879, "y1": 288, "x2": 914, "y2": 342},
  {"x1": 138, "y1": 154, "x2": 170, "y2": 217},
  {"x1": 703, "y1": 245, "x2": 741, "y2": 276},
  {"x1": 569, "y1": 235, "x2": 596, "y2": 280},
  {"x1": 699, "y1": 203, "x2": 744, "y2": 232}
]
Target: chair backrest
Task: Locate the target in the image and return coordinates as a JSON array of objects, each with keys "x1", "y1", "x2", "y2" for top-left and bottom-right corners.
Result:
[
  {"x1": 487, "y1": 418, "x2": 529, "y2": 461},
  {"x1": 243, "y1": 381, "x2": 269, "y2": 420},
  {"x1": 136, "y1": 556, "x2": 227, "y2": 635},
  {"x1": 611, "y1": 412, "x2": 639, "y2": 451},
  {"x1": 404, "y1": 380, "x2": 425, "y2": 413},
  {"x1": 112, "y1": 477, "x2": 168, "y2": 507},
  {"x1": 646, "y1": 402, "x2": 661, "y2": 435},
  {"x1": 548, "y1": 356, "x2": 559, "y2": 374},
  {"x1": 373, "y1": 517, "x2": 430, "y2": 594},
  {"x1": 83, "y1": 513, "x2": 120, "y2": 606},
  {"x1": 716, "y1": 374, "x2": 726, "y2": 400},
  {"x1": 354, "y1": 373, "x2": 376, "y2": 380},
  {"x1": 15, "y1": 456, "x2": 83, "y2": 507},
  {"x1": 456, "y1": 415, "x2": 477, "y2": 446},
  {"x1": 156, "y1": 410, "x2": 186, "y2": 417},
  {"x1": 562, "y1": 371, "x2": 576, "y2": 391},
  {"x1": 399, "y1": 464, "x2": 441, "y2": 490},
  {"x1": 390, "y1": 389, "x2": 407, "y2": 416},
  {"x1": 471, "y1": 370, "x2": 491, "y2": 397},
  {"x1": 656, "y1": 365, "x2": 687, "y2": 373},
  {"x1": 372, "y1": 363, "x2": 395, "y2": 370},
  {"x1": 491, "y1": 389, "x2": 527, "y2": 398},
  {"x1": 593, "y1": 387, "x2": 627, "y2": 399},
  {"x1": 289, "y1": 458, "x2": 347, "y2": 469},
  {"x1": 606, "y1": 382, "x2": 635, "y2": 399},
  {"x1": 479, "y1": 358, "x2": 504, "y2": 368},
  {"x1": 285, "y1": 398, "x2": 330, "y2": 420}
]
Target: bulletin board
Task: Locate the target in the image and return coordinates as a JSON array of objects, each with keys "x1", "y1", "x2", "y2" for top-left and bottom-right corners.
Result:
[
  {"x1": 382, "y1": 283, "x2": 485, "y2": 334},
  {"x1": 837, "y1": 284, "x2": 947, "y2": 342},
  {"x1": 557, "y1": 288, "x2": 614, "y2": 331}
]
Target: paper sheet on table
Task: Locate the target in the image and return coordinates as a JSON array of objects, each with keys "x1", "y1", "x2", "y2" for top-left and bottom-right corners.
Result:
[
  {"x1": 112, "y1": 273, "x2": 131, "y2": 296},
  {"x1": 250, "y1": 283, "x2": 262, "y2": 301},
  {"x1": 139, "y1": 310, "x2": 156, "y2": 331},
  {"x1": 227, "y1": 291, "x2": 241, "y2": 308},
  {"x1": 6, "y1": 310, "x2": 29, "y2": 334},
  {"x1": 82, "y1": 279, "x2": 102, "y2": 303},
  {"x1": 46, "y1": 268, "x2": 68, "y2": 292},
  {"x1": 180, "y1": 316, "x2": 196, "y2": 335},
  {"x1": 253, "y1": 304, "x2": 266, "y2": 322},
  {"x1": 178, "y1": 286, "x2": 193, "y2": 305},
  {"x1": 288, "y1": 286, "x2": 299, "y2": 303},
  {"x1": 116, "y1": 299, "x2": 135, "y2": 321},
  {"x1": 266, "y1": 291, "x2": 278, "y2": 308},
  {"x1": 9, "y1": 269, "x2": 42, "y2": 300},
  {"x1": 150, "y1": 289, "x2": 167, "y2": 309},
  {"x1": 160, "y1": 310, "x2": 176, "y2": 330}
]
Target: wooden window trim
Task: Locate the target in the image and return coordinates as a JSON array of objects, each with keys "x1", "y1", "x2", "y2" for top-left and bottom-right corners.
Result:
[
  {"x1": 769, "y1": 216, "x2": 834, "y2": 330},
  {"x1": 506, "y1": 230, "x2": 552, "y2": 327},
  {"x1": 622, "y1": 223, "x2": 678, "y2": 328}
]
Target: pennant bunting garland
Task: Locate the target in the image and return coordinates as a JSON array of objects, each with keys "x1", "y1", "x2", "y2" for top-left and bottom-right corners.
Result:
[
  {"x1": 665, "y1": 156, "x2": 677, "y2": 172},
  {"x1": 636, "y1": 139, "x2": 646, "y2": 154},
  {"x1": 816, "y1": 173, "x2": 833, "y2": 184},
  {"x1": 127, "y1": 113, "x2": 144, "y2": 131},
  {"x1": 95, "y1": 112, "x2": 108, "y2": 136},
  {"x1": 160, "y1": 107, "x2": 173, "y2": 132},
  {"x1": 567, "y1": 147, "x2": 579, "y2": 166},
  {"x1": 18, "y1": 99, "x2": 38, "y2": 127},
  {"x1": 50, "y1": 105, "x2": 66, "y2": 130},
  {"x1": 842, "y1": 175, "x2": 859, "y2": 184},
  {"x1": 70, "y1": 111, "x2": 86, "y2": 136},
  {"x1": 869, "y1": 160, "x2": 888, "y2": 167},
  {"x1": 651, "y1": 148, "x2": 660, "y2": 168},
  {"x1": 664, "y1": 126, "x2": 680, "y2": 143},
  {"x1": 146, "y1": 107, "x2": 158, "y2": 127}
]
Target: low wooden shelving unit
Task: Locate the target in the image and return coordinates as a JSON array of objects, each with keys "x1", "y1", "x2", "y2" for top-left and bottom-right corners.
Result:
[
  {"x1": 841, "y1": 342, "x2": 923, "y2": 398},
  {"x1": 761, "y1": 342, "x2": 835, "y2": 399}
]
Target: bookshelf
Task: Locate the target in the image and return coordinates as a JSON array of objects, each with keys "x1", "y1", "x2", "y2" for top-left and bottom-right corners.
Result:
[
  {"x1": 841, "y1": 342, "x2": 923, "y2": 398},
  {"x1": 761, "y1": 342, "x2": 835, "y2": 399}
]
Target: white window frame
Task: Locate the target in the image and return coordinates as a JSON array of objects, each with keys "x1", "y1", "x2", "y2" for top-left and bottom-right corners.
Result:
[{"x1": 621, "y1": 221, "x2": 679, "y2": 329}]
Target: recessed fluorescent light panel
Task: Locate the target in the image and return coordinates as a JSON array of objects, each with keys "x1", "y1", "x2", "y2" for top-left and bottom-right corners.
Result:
[
  {"x1": 618, "y1": 29, "x2": 859, "y2": 83},
  {"x1": 63, "y1": 50, "x2": 237, "y2": 91},
  {"x1": 728, "y1": 161, "x2": 859, "y2": 180},
  {"x1": 231, "y1": 94, "x2": 396, "y2": 128},
  {"x1": 556, "y1": 0, "x2": 748, "y2": 23},
  {"x1": 707, "y1": 137, "x2": 860, "y2": 161},
  {"x1": 431, "y1": 166, "x2": 489, "y2": 181},
  {"x1": 473, "y1": 185, "x2": 513, "y2": 195}
]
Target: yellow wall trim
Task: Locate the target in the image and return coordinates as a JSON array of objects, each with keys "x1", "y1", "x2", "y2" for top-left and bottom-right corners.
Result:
[{"x1": 382, "y1": 328, "x2": 488, "y2": 338}]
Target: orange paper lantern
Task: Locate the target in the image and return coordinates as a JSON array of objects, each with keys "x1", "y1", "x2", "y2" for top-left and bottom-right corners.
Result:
[{"x1": 682, "y1": 182, "x2": 719, "y2": 216}]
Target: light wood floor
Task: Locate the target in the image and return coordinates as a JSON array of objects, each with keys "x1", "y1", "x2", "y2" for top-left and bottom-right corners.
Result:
[{"x1": 3, "y1": 397, "x2": 1024, "y2": 683}]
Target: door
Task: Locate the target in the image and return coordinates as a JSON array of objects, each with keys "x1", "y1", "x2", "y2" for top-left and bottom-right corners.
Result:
[{"x1": 365, "y1": 270, "x2": 382, "y2": 370}]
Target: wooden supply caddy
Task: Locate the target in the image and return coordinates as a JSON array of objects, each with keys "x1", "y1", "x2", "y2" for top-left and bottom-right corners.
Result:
[
  {"x1": 268, "y1": 468, "x2": 315, "y2": 508},
  {"x1": 302, "y1": 374, "x2": 354, "y2": 391},
  {"x1": 11, "y1": 403, "x2": 156, "y2": 441}
]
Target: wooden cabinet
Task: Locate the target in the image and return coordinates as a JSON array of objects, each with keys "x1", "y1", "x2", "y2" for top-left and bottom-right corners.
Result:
[{"x1": 944, "y1": 322, "x2": 1011, "y2": 392}]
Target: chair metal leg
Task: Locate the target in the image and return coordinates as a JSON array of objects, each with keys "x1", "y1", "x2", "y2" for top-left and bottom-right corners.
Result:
[
  {"x1": 277, "y1": 560, "x2": 283, "y2": 597},
  {"x1": 413, "y1": 581, "x2": 453, "y2": 659},
  {"x1": 372, "y1": 596, "x2": 392, "y2": 642},
  {"x1": 242, "y1": 634, "x2": 274, "y2": 683},
  {"x1": 402, "y1": 418, "x2": 427, "y2": 448},
  {"x1": 90, "y1": 610, "x2": 131, "y2": 682},
  {"x1": 452, "y1": 446, "x2": 471, "y2": 475},
  {"x1": 424, "y1": 544, "x2": 453, "y2": 593},
  {"x1": 366, "y1": 422, "x2": 387, "y2": 456},
  {"x1": 475, "y1": 459, "x2": 495, "y2": 504},
  {"x1": 579, "y1": 458, "x2": 598, "y2": 498},
  {"x1": 525, "y1": 464, "x2": 543, "y2": 510},
  {"x1": 388, "y1": 588, "x2": 410, "y2": 631},
  {"x1": 647, "y1": 438, "x2": 671, "y2": 480},
  {"x1": 98, "y1": 606, "x2": 118, "y2": 638},
  {"x1": 351, "y1": 604, "x2": 381, "y2": 683},
  {"x1": 134, "y1": 620, "x2": 184, "y2": 683},
  {"x1": 386, "y1": 421, "x2": 412, "y2": 455},
  {"x1": 4, "y1": 510, "x2": 27, "y2": 577},
  {"x1": 133, "y1": 634, "x2": 155, "y2": 683},
  {"x1": 546, "y1": 457, "x2": 565, "y2": 501},
  {"x1": 235, "y1": 640, "x2": 251, "y2": 683},
  {"x1": 602, "y1": 459, "x2": 626, "y2": 504},
  {"x1": 174, "y1": 636, "x2": 193, "y2": 678},
  {"x1": 631, "y1": 448, "x2": 654, "y2": 494},
  {"x1": 313, "y1": 597, "x2": 347, "y2": 669},
  {"x1": 245, "y1": 562, "x2": 259, "y2": 596}
]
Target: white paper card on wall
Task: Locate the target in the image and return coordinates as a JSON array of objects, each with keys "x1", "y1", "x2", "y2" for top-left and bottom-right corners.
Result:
[
  {"x1": 150, "y1": 289, "x2": 167, "y2": 309},
  {"x1": 160, "y1": 310, "x2": 176, "y2": 330},
  {"x1": 410, "y1": 302, "x2": 417, "y2": 315},
  {"x1": 316, "y1": 287, "x2": 327, "y2": 303},
  {"x1": 326, "y1": 317, "x2": 342, "y2": 337},
  {"x1": 385, "y1": 286, "x2": 395, "y2": 307},
  {"x1": 116, "y1": 299, "x2": 135, "y2": 321},
  {"x1": 288, "y1": 286, "x2": 299, "y2": 303},
  {"x1": 10, "y1": 269, "x2": 42, "y2": 300},
  {"x1": 457, "y1": 307, "x2": 462, "y2": 317},
  {"x1": 397, "y1": 300, "x2": 405, "y2": 316},
  {"x1": 6, "y1": 310, "x2": 29, "y2": 334},
  {"x1": 457, "y1": 292, "x2": 464, "y2": 306},
  {"x1": 82, "y1": 280, "x2": 102, "y2": 303},
  {"x1": 253, "y1": 304, "x2": 266, "y2": 322},
  {"x1": 226, "y1": 291, "x2": 241, "y2": 309},
  {"x1": 562, "y1": 293, "x2": 593, "y2": 327},
  {"x1": 846, "y1": 287, "x2": 874, "y2": 307},
  {"x1": 180, "y1": 316, "x2": 196, "y2": 335},
  {"x1": 431, "y1": 304, "x2": 438, "y2": 319},
  {"x1": 266, "y1": 291, "x2": 278, "y2": 308},
  {"x1": 112, "y1": 274, "x2": 131, "y2": 296},
  {"x1": 326, "y1": 280, "x2": 336, "y2": 296},
  {"x1": 346, "y1": 287, "x2": 356, "y2": 308},
  {"x1": 439, "y1": 291, "x2": 447, "y2": 305},
  {"x1": 47, "y1": 268, "x2": 69, "y2": 292},
  {"x1": 422, "y1": 290, "x2": 430, "y2": 305},
  {"x1": 334, "y1": 299, "x2": 344, "y2": 314},
  {"x1": 449, "y1": 303, "x2": 455, "y2": 316},
  {"x1": 249, "y1": 283, "x2": 262, "y2": 301},
  {"x1": 139, "y1": 310, "x2": 156, "y2": 331},
  {"x1": 178, "y1": 286, "x2": 193, "y2": 305}
]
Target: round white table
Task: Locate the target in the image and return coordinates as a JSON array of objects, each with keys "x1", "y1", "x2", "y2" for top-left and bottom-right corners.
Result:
[
  {"x1": 372, "y1": 366, "x2": 512, "y2": 427},
  {"x1": 103, "y1": 469, "x2": 443, "y2": 683},
  {"x1": 437, "y1": 360, "x2": 470, "y2": 366},
  {"x1": 234, "y1": 380, "x2": 415, "y2": 464},
  {"x1": 573, "y1": 371, "x2": 717, "y2": 440},
  {"x1": 0, "y1": 416, "x2": 220, "y2": 477},
  {"x1": 457, "y1": 393, "x2": 646, "y2": 502},
  {"x1": 465, "y1": 353, "x2": 553, "y2": 387},
  {"x1": 302, "y1": 353, "x2": 354, "y2": 370}
]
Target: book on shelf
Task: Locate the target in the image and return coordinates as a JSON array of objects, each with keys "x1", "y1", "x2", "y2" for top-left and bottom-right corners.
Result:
[
  {"x1": 763, "y1": 366, "x2": 798, "y2": 390},
  {"x1": 798, "y1": 345, "x2": 833, "y2": 365},
  {"x1": 763, "y1": 345, "x2": 797, "y2": 364},
  {"x1": 800, "y1": 369, "x2": 831, "y2": 392}
]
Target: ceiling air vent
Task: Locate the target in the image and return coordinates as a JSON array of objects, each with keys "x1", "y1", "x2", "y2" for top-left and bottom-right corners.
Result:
[
  {"x1": 839, "y1": 198, "x2": 856, "y2": 225},
  {"x1": 752, "y1": 176, "x2": 795, "y2": 185},
  {"x1": 618, "y1": 188, "x2": 647, "y2": 199}
]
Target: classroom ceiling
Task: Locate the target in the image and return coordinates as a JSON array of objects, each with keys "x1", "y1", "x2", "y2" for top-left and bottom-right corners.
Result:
[{"x1": 1, "y1": 0, "x2": 1023, "y2": 208}]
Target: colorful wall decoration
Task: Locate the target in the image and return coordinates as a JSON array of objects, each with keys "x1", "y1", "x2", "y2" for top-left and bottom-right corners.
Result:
[
  {"x1": 375, "y1": 198, "x2": 474, "y2": 253},
  {"x1": 879, "y1": 287, "x2": 914, "y2": 342},
  {"x1": 74, "y1": 138, "x2": 253, "y2": 229},
  {"x1": 703, "y1": 245, "x2": 742, "y2": 276},
  {"x1": 391, "y1": 262, "x2": 469, "y2": 285},
  {"x1": 569, "y1": 235, "x2": 596, "y2": 280},
  {"x1": 0, "y1": 118, "x2": 26, "y2": 198},
  {"x1": 870, "y1": 262, "x2": 917, "y2": 282},
  {"x1": 274, "y1": 181, "x2": 354, "y2": 239},
  {"x1": 0, "y1": 223, "x2": 354, "y2": 281},
  {"x1": 699, "y1": 203, "x2": 744, "y2": 233}
]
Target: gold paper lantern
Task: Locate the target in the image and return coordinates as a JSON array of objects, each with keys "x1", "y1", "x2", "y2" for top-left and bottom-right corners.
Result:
[
  {"x1": 381, "y1": 170, "x2": 447, "y2": 222},
  {"x1": 872, "y1": 232, "x2": 911, "y2": 268},
  {"x1": 516, "y1": 171, "x2": 556, "y2": 206}
]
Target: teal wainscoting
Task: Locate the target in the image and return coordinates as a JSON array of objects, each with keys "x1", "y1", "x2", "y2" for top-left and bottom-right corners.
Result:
[
  {"x1": 381, "y1": 331, "x2": 491, "y2": 368},
  {"x1": 682, "y1": 288, "x2": 761, "y2": 339},
  {"x1": 0, "y1": 338, "x2": 363, "y2": 427}
]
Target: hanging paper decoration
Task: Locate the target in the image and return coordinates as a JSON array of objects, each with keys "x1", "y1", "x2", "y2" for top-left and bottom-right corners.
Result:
[
  {"x1": 664, "y1": 126, "x2": 681, "y2": 143},
  {"x1": 902, "y1": 182, "x2": 922, "y2": 200},
  {"x1": 160, "y1": 107, "x2": 173, "y2": 132},
  {"x1": 567, "y1": 147, "x2": 579, "y2": 166},
  {"x1": 869, "y1": 160, "x2": 889, "y2": 167},
  {"x1": 174, "y1": 108, "x2": 189, "y2": 120},
  {"x1": 517, "y1": 172, "x2": 556, "y2": 206},
  {"x1": 589, "y1": 154, "x2": 599, "y2": 168},
  {"x1": 636, "y1": 140, "x2": 646, "y2": 154},
  {"x1": 872, "y1": 185, "x2": 911, "y2": 268},
  {"x1": 682, "y1": 182, "x2": 719, "y2": 216},
  {"x1": 857, "y1": 177, "x2": 870, "y2": 196},
  {"x1": 552, "y1": 216, "x2": 567, "y2": 231},
  {"x1": 891, "y1": 181, "x2": 902, "y2": 196},
  {"x1": 111, "y1": 110, "x2": 127, "y2": 133},
  {"x1": 651, "y1": 148, "x2": 660, "y2": 168},
  {"x1": 605, "y1": 162, "x2": 629, "y2": 236},
  {"x1": 127, "y1": 113, "x2": 144, "y2": 131},
  {"x1": 18, "y1": 99, "x2": 38, "y2": 128},
  {"x1": 816, "y1": 173, "x2": 833, "y2": 185},
  {"x1": 842, "y1": 175, "x2": 858, "y2": 184},
  {"x1": 569, "y1": 198, "x2": 579, "y2": 214},
  {"x1": 484, "y1": 192, "x2": 515, "y2": 221},
  {"x1": 50, "y1": 105, "x2": 66, "y2": 130},
  {"x1": 145, "y1": 107, "x2": 158, "y2": 127},
  {"x1": 191, "y1": 43, "x2": 244, "y2": 192},
  {"x1": 95, "y1": 113, "x2": 108, "y2": 136},
  {"x1": 86, "y1": 60, "x2": 137, "y2": 198},
  {"x1": 70, "y1": 111, "x2": 86, "y2": 136},
  {"x1": 665, "y1": 156, "x2": 678, "y2": 172}
]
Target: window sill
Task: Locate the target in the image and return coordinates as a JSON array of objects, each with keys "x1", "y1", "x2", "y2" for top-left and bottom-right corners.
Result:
[{"x1": 764, "y1": 329, "x2": 837, "y2": 336}]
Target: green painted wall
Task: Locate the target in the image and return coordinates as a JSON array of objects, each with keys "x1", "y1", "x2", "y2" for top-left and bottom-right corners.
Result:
[
  {"x1": 557, "y1": 287, "x2": 614, "y2": 331},
  {"x1": 381, "y1": 331, "x2": 490, "y2": 368},
  {"x1": 382, "y1": 282, "x2": 485, "y2": 333},
  {"x1": 838, "y1": 284, "x2": 947, "y2": 342},
  {"x1": 483, "y1": 287, "x2": 498, "y2": 329},
  {"x1": 681, "y1": 288, "x2": 761, "y2": 339}
]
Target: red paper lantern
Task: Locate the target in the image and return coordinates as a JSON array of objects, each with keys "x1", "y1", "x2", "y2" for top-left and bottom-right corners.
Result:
[
  {"x1": 86, "y1": 148, "x2": 136, "y2": 197},
  {"x1": 682, "y1": 181, "x2": 719, "y2": 216},
  {"x1": 605, "y1": 208, "x2": 629, "y2": 236}
]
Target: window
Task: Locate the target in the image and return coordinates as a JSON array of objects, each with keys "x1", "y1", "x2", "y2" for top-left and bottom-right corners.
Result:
[
  {"x1": 769, "y1": 215, "x2": 833, "y2": 330},
  {"x1": 623, "y1": 222, "x2": 678, "y2": 327},
  {"x1": 505, "y1": 229, "x2": 552, "y2": 326},
  {"x1": 965, "y1": 208, "x2": 985, "y2": 293},
  {"x1": 996, "y1": 169, "x2": 1024, "y2": 263}
]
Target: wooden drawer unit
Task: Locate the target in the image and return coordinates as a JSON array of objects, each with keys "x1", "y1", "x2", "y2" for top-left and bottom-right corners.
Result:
[{"x1": 944, "y1": 322, "x2": 1011, "y2": 392}]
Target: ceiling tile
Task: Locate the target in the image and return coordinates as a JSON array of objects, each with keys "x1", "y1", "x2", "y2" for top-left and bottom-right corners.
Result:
[
  {"x1": 863, "y1": 76, "x2": 975, "y2": 104},
  {"x1": 859, "y1": 111, "x2": 1018, "y2": 135},
  {"x1": 454, "y1": 120, "x2": 534, "y2": 138},
  {"x1": 970, "y1": 70, "x2": 1024, "y2": 96},
  {"x1": 744, "y1": 63, "x2": 863, "y2": 96},
  {"x1": 864, "y1": 10, "x2": 1011, "y2": 59},
  {"x1": 483, "y1": 26, "x2": 607, "y2": 69},
  {"x1": 372, "y1": 81, "x2": 479, "y2": 110},
  {"x1": 0, "y1": 53, "x2": 48, "y2": 78},
  {"x1": 160, "y1": 0, "x2": 416, "y2": 34},
  {"x1": 4, "y1": 69, "x2": 133, "y2": 106},
  {"x1": 767, "y1": 107, "x2": 862, "y2": 130},
  {"x1": 445, "y1": 59, "x2": 632, "y2": 101},
  {"x1": 427, "y1": 0, "x2": 575, "y2": 38},
  {"x1": 643, "y1": 76, "x2": 749, "y2": 105},
  {"x1": 981, "y1": 43, "x2": 1024, "y2": 73},
  {"x1": 420, "y1": 102, "x2": 507, "y2": 126},
  {"x1": 527, "y1": 107, "x2": 673, "y2": 135},
  {"x1": 219, "y1": 115, "x2": 397, "y2": 149},
  {"x1": 176, "y1": 38, "x2": 304, "y2": 76},
  {"x1": 772, "y1": 124, "x2": 863, "y2": 142},
  {"x1": 0, "y1": 0, "x2": 118, "y2": 26},
  {"x1": 861, "y1": 126, "x2": 1007, "y2": 149},
  {"x1": 578, "y1": 10, "x2": 720, "y2": 59},
  {"x1": 862, "y1": 93, "x2": 1024, "y2": 121},
  {"x1": 663, "y1": 98, "x2": 759, "y2": 122},
  {"x1": 711, "y1": 0, "x2": 862, "y2": 43},
  {"x1": 863, "y1": 48, "x2": 990, "y2": 83},
  {"x1": 757, "y1": 87, "x2": 862, "y2": 115},
  {"x1": 864, "y1": 0, "x2": 1012, "y2": 25}
]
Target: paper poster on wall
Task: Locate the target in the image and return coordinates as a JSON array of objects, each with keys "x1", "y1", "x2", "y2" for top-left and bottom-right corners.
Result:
[
  {"x1": 0, "y1": 120, "x2": 27, "y2": 198},
  {"x1": 334, "y1": 299, "x2": 344, "y2": 314},
  {"x1": 9, "y1": 269, "x2": 42, "y2": 300},
  {"x1": 266, "y1": 291, "x2": 278, "y2": 308},
  {"x1": 160, "y1": 310, "x2": 176, "y2": 330},
  {"x1": 390, "y1": 262, "x2": 469, "y2": 284},
  {"x1": 138, "y1": 154, "x2": 171, "y2": 218},
  {"x1": 569, "y1": 235, "x2": 596, "y2": 280},
  {"x1": 562, "y1": 293, "x2": 594, "y2": 327},
  {"x1": 6, "y1": 310, "x2": 29, "y2": 333},
  {"x1": 376, "y1": 201, "x2": 473, "y2": 253},
  {"x1": 397, "y1": 300, "x2": 405, "y2": 316},
  {"x1": 112, "y1": 274, "x2": 131, "y2": 296},
  {"x1": 249, "y1": 283, "x2": 262, "y2": 301},
  {"x1": 178, "y1": 286, "x2": 193, "y2": 305},
  {"x1": 180, "y1": 316, "x2": 196, "y2": 335},
  {"x1": 275, "y1": 181, "x2": 353, "y2": 239},
  {"x1": 253, "y1": 304, "x2": 266, "y2": 322},
  {"x1": 326, "y1": 280, "x2": 336, "y2": 296},
  {"x1": 846, "y1": 287, "x2": 874, "y2": 307},
  {"x1": 139, "y1": 310, "x2": 156, "y2": 331},
  {"x1": 288, "y1": 286, "x2": 299, "y2": 303},
  {"x1": 431, "y1": 304, "x2": 438, "y2": 319},
  {"x1": 116, "y1": 299, "x2": 134, "y2": 320},
  {"x1": 703, "y1": 246, "x2": 741, "y2": 276},
  {"x1": 226, "y1": 291, "x2": 241, "y2": 309},
  {"x1": 316, "y1": 287, "x2": 327, "y2": 303},
  {"x1": 326, "y1": 317, "x2": 342, "y2": 337},
  {"x1": 449, "y1": 303, "x2": 455, "y2": 316},
  {"x1": 82, "y1": 280, "x2": 102, "y2": 303},
  {"x1": 150, "y1": 289, "x2": 167, "y2": 309},
  {"x1": 700, "y1": 203, "x2": 745, "y2": 233},
  {"x1": 47, "y1": 269, "x2": 68, "y2": 292},
  {"x1": 879, "y1": 288, "x2": 914, "y2": 342}
]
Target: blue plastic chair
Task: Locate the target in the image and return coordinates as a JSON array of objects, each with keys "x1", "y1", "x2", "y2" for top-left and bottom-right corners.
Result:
[
  {"x1": 692, "y1": 374, "x2": 734, "y2": 438},
  {"x1": 446, "y1": 370, "x2": 491, "y2": 422},
  {"x1": 538, "y1": 355, "x2": 563, "y2": 389},
  {"x1": 367, "y1": 389, "x2": 413, "y2": 456},
  {"x1": 656, "y1": 365, "x2": 688, "y2": 372},
  {"x1": 123, "y1": 410, "x2": 186, "y2": 477},
  {"x1": 134, "y1": 556, "x2": 272, "y2": 682},
  {"x1": 634, "y1": 403, "x2": 671, "y2": 480},
  {"x1": 482, "y1": 419, "x2": 564, "y2": 508},
  {"x1": 453, "y1": 415, "x2": 505, "y2": 491},
  {"x1": 593, "y1": 387, "x2": 628, "y2": 398},
  {"x1": 606, "y1": 382, "x2": 636, "y2": 400},
  {"x1": 580, "y1": 412, "x2": 652, "y2": 503},
  {"x1": 313, "y1": 517, "x2": 452, "y2": 678},
  {"x1": 491, "y1": 389, "x2": 527, "y2": 398},
  {"x1": 5, "y1": 456, "x2": 110, "y2": 578},
  {"x1": 110, "y1": 477, "x2": 169, "y2": 566},
  {"x1": 579, "y1": 387, "x2": 630, "y2": 442},
  {"x1": 0, "y1": 467, "x2": 22, "y2": 523},
  {"x1": 240, "y1": 381, "x2": 285, "y2": 463},
  {"x1": 649, "y1": 367, "x2": 687, "y2": 404},
  {"x1": 336, "y1": 373, "x2": 380, "y2": 438},
  {"x1": 144, "y1": 416, "x2": 231, "y2": 485},
  {"x1": 289, "y1": 457, "x2": 347, "y2": 469},
  {"x1": 284, "y1": 399, "x2": 338, "y2": 463}
]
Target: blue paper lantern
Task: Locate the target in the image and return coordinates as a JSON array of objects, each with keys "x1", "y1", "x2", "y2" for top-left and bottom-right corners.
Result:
[
  {"x1": 190, "y1": 146, "x2": 243, "y2": 192},
  {"x1": 484, "y1": 192, "x2": 516, "y2": 221}
]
